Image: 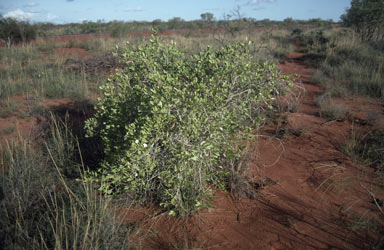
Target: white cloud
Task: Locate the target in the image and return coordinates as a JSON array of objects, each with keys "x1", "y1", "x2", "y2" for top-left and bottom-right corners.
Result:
[
  {"x1": 3, "y1": 9, "x2": 34, "y2": 21},
  {"x1": 29, "y1": 9, "x2": 43, "y2": 14},
  {"x1": 24, "y1": 2, "x2": 39, "y2": 8},
  {"x1": 46, "y1": 13, "x2": 58, "y2": 21},
  {"x1": 249, "y1": 0, "x2": 276, "y2": 4}
]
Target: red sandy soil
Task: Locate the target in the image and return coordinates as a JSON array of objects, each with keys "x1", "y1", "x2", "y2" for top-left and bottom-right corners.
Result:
[
  {"x1": 0, "y1": 95, "x2": 72, "y2": 143},
  {"x1": 35, "y1": 33, "x2": 112, "y2": 44},
  {"x1": 116, "y1": 51, "x2": 384, "y2": 250},
  {"x1": 53, "y1": 47, "x2": 89, "y2": 59},
  {"x1": 0, "y1": 34, "x2": 104, "y2": 143}
]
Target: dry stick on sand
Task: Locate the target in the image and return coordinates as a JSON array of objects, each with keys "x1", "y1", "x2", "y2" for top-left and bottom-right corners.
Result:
[{"x1": 355, "y1": 161, "x2": 384, "y2": 216}]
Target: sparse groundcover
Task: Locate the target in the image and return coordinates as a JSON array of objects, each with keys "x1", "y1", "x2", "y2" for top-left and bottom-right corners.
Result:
[
  {"x1": 0, "y1": 117, "x2": 131, "y2": 250},
  {"x1": 352, "y1": 130, "x2": 384, "y2": 171},
  {"x1": 84, "y1": 34, "x2": 292, "y2": 216},
  {"x1": 315, "y1": 94, "x2": 351, "y2": 121},
  {"x1": 342, "y1": 128, "x2": 384, "y2": 248},
  {"x1": 322, "y1": 41, "x2": 384, "y2": 98},
  {"x1": 300, "y1": 27, "x2": 384, "y2": 99}
]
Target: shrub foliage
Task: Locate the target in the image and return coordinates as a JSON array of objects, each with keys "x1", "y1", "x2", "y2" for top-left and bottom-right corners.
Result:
[
  {"x1": 341, "y1": 0, "x2": 384, "y2": 41},
  {"x1": 0, "y1": 17, "x2": 36, "y2": 45},
  {"x1": 85, "y1": 35, "x2": 291, "y2": 215}
]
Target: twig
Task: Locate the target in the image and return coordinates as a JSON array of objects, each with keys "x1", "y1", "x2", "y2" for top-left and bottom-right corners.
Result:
[{"x1": 354, "y1": 158, "x2": 384, "y2": 216}]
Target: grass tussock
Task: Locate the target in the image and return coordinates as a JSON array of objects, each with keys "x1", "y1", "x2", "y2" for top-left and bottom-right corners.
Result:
[
  {"x1": 315, "y1": 94, "x2": 351, "y2": 121},
  {"x1": 301, "y1": 28, "x2": 384, "y2": 99},
  {"x1": 0, "y1": 116, "x2": 131, "y2": 250},
  {"x1": 344, "y1": 129, "x2": 384, "y2": 171},
  {"x1": 0, "y1": 41, "x2": 108, "y2": 103},
  {"x1": 341, "y1": 128, "x2": 384, "y2": 248}
]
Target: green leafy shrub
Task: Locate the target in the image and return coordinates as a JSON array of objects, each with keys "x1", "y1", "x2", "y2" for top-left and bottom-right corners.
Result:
[
  {"x1": 341, "y1": 0, "x2": 384, "y2": 42},
  {"x1": 85, "y1": 35, "x2": 291, "y2": 216}
]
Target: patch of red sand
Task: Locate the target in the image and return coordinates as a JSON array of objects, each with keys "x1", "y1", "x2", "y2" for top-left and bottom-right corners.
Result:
[
  {"x1": 0, "y1": 95, "x2": 72, "y2": 143},
  {"x1": 36, "y1": 33, "x2": 111, "y2": 44},
  {"x1": 117, "y1": 51, "x2": 383, "y2": 249},
  {"x1": 53, "y1": 47, "x2": 89, "y2": 59}
]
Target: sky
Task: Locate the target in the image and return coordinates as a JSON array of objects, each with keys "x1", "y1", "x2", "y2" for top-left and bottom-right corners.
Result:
[{"x1": 0, "y1": 0, "x2": 352, "y2": 24}]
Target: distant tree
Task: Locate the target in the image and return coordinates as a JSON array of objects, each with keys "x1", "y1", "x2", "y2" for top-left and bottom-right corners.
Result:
[
  {"x1": 201, "y1": 12, "x2": 214, "y2": 22},
  {"x1": 341, "y1": 0, "x2": 384, "y2": 41},
  {"x1": 152, "y1": 19, "x2": 162, "y2": 26},
  {"x1": 232, "y1": 5, "x2": 243, "y2": 20},
  {"x1": 222, "y1": 6, "x2": 249, "y2": 37},
  {"x1": 283, "y1": 17, "x2": 294, "y2": 23},
  {"x1": 81, "y1": 20, "x2": 99, "y2": 34},
  {"x1": 34, "y1": 22, "x2": 56, "y2": 37},
  {"x1": 0, "y1": 16, "x2": 36, "y2": 46},
  {"x1": 168, "y1": 17, "x2": 184, "y2": 30},
  {"x1": 151, "y1": 19, "x2": 167, "y2": 32}
]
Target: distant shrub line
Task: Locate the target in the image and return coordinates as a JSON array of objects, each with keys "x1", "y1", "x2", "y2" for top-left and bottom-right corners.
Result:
[{"x1": 0, "y1": 17, "x2": 36, "y2": 45}]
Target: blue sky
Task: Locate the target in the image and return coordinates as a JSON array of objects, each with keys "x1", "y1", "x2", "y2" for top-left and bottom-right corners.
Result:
[{"x1": 0, "y1": 0, "x2": 351, "y2": 24}]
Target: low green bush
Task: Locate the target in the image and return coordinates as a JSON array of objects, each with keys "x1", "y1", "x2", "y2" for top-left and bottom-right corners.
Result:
[
  {"x1": 85, "y1": 35, "x2": 291, "y2": 216},
  {"x1": 300, "y1": 30, "x2": 330, "y2": 53}
]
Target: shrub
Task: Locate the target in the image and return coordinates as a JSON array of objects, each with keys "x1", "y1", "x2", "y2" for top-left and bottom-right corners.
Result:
[
  {"x1": 291, "y1": 28, "x2": 302, "y2": 37},
  {"x1": 341, "y1": 0, "x2": 384, "y2": 41},
  {"x1": 0, "y1": 17, "x2": 36, "y2": 45},
  {"x1": 84, "y1": 35, "x2": 291, "y2": 216},
  {"x1": 301, "y1": 30, "x2": 330, "y2": 53}
]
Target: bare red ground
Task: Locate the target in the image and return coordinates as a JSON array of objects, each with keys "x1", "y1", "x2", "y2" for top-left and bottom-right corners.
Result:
[
  {"x1": 0, "y1": 95, "x2": 72, "y2": 143},
  {"x1": 35, "y1": 33, "x2": 111, "y2": 44},
  {"x1": 53, "y1": 47, "x2": 89, "y2": 59},
  {"x1": 117, "y1": 51, "x2": 384, "y2": 249}
]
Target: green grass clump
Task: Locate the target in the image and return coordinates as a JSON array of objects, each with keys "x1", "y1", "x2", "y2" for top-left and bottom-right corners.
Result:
[
  {"x1": 350, "y1": 130, "x2": 384, "y2": 171},
  {"x1": 322, "y1": 42, "x2": 384, "y2": 98},
  {"x1": 0, "y1": 117, "x2": 131, "y2": 250},
  {"x1": 302, "y1": 28, "x2": 384, "y2": 99},
  {"x1": 315, "y1": 94, "x2": 350, "y2": 121}
]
